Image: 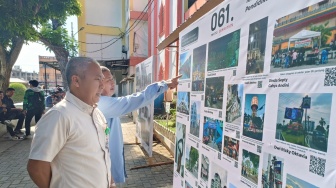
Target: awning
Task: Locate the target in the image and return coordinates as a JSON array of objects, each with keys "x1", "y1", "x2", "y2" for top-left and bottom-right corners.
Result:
[
  {"x1": 157, "y1": 0, "x2": 224, "y2": 51},
  {"x1": 10, "y1": 78, "x2": 28, "y2": 84},
  {"x1": 39, "y1": 56, "x2": 60, "y2": 71}
]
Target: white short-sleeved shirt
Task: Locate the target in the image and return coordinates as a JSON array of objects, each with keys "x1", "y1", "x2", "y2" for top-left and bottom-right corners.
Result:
[{"x1": 29, "y1": 92, "x2": 111, "y2": 188}]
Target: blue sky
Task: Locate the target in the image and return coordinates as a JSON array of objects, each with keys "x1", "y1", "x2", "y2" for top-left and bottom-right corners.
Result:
[{"x1": 14, "y1": 16, "x2": 78, "y2": 72}]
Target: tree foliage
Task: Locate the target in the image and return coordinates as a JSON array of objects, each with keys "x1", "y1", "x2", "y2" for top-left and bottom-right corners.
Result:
[
  {"x1": 310, "y1": 22, "x2": 332, "y2": 47},
  {"x1": 0, "y1": 0, "x2": 81, "y2": 91},
  {"x1": 9, "y1": 83, "x2": 27, "y2": 103}
]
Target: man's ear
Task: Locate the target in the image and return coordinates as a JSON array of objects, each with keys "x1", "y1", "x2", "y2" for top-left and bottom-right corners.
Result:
[{"x1": 72, "y1": 75, "x2": 80, "y2": 88}]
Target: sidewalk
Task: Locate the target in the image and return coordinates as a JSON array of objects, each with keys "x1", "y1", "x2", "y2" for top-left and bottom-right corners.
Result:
[{"x1": 0, "y1": 116, "x2": 174, "y2": 188}]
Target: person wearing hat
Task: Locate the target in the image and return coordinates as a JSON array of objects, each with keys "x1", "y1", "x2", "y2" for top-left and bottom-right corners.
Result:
[{"x1": 23, "y1": 80, "x2": 45, "y2": 138}]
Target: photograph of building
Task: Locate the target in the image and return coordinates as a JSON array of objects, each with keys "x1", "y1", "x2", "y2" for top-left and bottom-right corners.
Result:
[
  {"x1": 246, "y1": 17, "x2": 268, "y2": 75},
  {"x1": 226, "y1": 84, "x2": 243, "y2": 124},
  {"x1": 243, "y1": 94, "x2": 266, "y2": 141},
  {"x1": 190, "y1": 101, "x2": 201, "y2": 138},
  {"x1": 205, "y1": 76, "x2": 224, "y2": 109},
  {"x1": 177, "y1": 92, "x2": 190, "y2": 115},
  {"x1": 262, "y1": 153, "x2": 284, "y2": 188},
  {"x1": 207, "y1": 29, "x2": 240, "y2": 71},
  {"x1": 192, "y1": 44, "x2": 206, "y2": 91},
  {"x1": 276, "y1": 93, "x2": 332, "y2": 152},
  {"x1": 210, "y1": 161, "x2": 228, "y2": 188},
  {"x1": 202, "y1": 116, "x2": 223, "y2": 152},
  {"x1": 271, "y1": 0, "x2": 336, "y2": 72},
  {"x1": 200, "y1": 154, "x2": 209, "y2": 183},
  {"x1": 179, "y1": 52, "x2": 191, "y2": 79}
]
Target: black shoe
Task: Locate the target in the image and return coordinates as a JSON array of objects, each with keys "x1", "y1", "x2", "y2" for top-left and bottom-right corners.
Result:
[{"x1": 14, "y1": 130, "x2": 24, "y2": 136}]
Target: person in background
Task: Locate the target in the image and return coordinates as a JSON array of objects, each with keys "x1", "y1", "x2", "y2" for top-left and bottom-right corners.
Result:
[
  {"x1": 98, "y1": 66, "x2": 181, "y2": 186},
  {"x1": 23, "y1": 80, "x2": 45, "y2": 138},
  {"x1": 2, "y1": 88, "x2": 26, "y2": 136},
  {"x1": 45, "y1": 92, "x2": 54, "y2": 110},
  {"x1": 27, "y1": 57, "x2": 115, "y2": 188},
  {"x1": 0, "y1": 91, "x2": 24, "y2": 140}
]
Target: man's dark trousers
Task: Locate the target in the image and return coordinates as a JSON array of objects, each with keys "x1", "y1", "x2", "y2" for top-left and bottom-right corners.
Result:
[
  {"x1": 6, "y1": 110, "x2": 25, "y2": 132},
  {"x1": 25, "y1": 109, "x2": 43, "y2": 136}
]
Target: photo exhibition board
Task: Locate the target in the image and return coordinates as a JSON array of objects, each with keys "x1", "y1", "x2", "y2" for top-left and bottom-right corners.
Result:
[
  {"x1": 174, "y1": 0, "x2": 336, "y2": 187},
  {"x1": 135, "y1": 56, "x2": 154, "y2": 156}
]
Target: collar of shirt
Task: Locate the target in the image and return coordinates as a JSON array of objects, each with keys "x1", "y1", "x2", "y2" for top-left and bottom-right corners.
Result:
[{"x1": 65, "y1": 91, "x2": 97, "y2": 115}]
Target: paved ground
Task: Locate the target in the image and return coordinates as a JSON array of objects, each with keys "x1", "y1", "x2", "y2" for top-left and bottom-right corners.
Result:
[{"x1": 0, "y1": 116, "x2": 174, "y2": 188}]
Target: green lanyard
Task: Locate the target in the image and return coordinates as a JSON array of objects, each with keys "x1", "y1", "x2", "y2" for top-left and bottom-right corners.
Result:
[{"x1": 105, "y1": 127, "x2": 110, "y2": 135}]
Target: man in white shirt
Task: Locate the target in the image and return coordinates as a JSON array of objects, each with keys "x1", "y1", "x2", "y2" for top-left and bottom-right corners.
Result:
[{"x1": 27, "y1": 57, "x2": 115, "y2": 188}]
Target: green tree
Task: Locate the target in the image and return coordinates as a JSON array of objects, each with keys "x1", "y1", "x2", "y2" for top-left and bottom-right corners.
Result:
[
  {"x1": 9, "y1": 83, "x2": 27, "y2": 103},
  {"x1": 310, "y1": 22, "x2": 332, "y2": 47},
  {"x1": 224, "y1": 31, "x2": 240, "y2": 67},
  {"x1": 0, "y1": 0, "x2": 80, "y2": 91},
  {"x1": 189, "y1": 147, "x2": 199, "y2": 169}
]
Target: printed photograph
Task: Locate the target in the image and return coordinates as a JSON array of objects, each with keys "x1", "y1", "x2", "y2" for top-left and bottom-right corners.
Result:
[
  {"x1": 210, "y1": 161, "x2": 228, "y2": 188},
  {"x1": 226, "y1": 84, "x2": 243, "y2": 124},
  {"x1": 202, "y1": 116, "x2": 223, "y2": 152},
  {"x1": 192, "y1": 44, "x2": 206, "y2": 91},
  {"x1": 262, "y1": 153, "x2": 284, "y2": 188},
  {"x1": 205, "y1": 76, "x2": 224, "y2": 109},
  {"x1": 139, "y1": 106, "x2": 152, "y2": 148},
  {"x1": 175, "y1": 122, "x2": 186, "y2": 177},
  {"x1": 243, "y1": 94, "x2": 266, "y2": 141},
  {"x1": 275, "y1": 93, "x2": 332, "y2": 152},
  {"x1": 200, "y1": 154, "x2": 210, "y2": 183},
  {"x1": 208, "y1": 29, "x2": 241, "y2": 71},
  {"x1": 223, "y1": 135, "x2": 239, "y2": 161},
  {"x1": 179, "y1": 52, "x2": 191, "y2": 79},
  {"x1": 242, "y1": 149, "x2": 260, "y2": 185},
  {"x1": 190, "y1": 101, "x2": 201, "y2": 138},
  {"x1": 185, "y1": 145, "x2": 199, "y2": 178},
  {"x1": 177, "y1": 92, "x2": 190, "y2": 115},
  {"x1": 271, "y1": 1, "x2": 336, "y2": 73},
  {"x1": 229, "y1": 184, "x2": 237, "y2": 188},
  {"x1": 246, "y1": 17, "x2": 268, "y2": 75},
  {"x1": 286, "y1": 174, "x2": 318, "y2": 188}
]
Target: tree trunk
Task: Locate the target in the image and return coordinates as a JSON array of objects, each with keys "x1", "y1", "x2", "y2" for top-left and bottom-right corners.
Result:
[
  {"x1": 0, "y1": 37, "x2": 24, "y2": 91},
  {"x1": 39, "y1": 37, "x2": 69, "y2": 91}
]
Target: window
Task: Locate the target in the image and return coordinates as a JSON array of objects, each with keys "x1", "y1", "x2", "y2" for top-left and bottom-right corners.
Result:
[
  {"x1": 57, "y1": 74, "x2": 62, "y2": 80},
  {"x1": 188, "y1": 0, "x2": 197, "y2": 9},
  {"x1": 46, "y1": 73, "x2": 49, "y2": 79},
  {"x1": 159, "y1": 5, "x2": 165, "y2": 35}
]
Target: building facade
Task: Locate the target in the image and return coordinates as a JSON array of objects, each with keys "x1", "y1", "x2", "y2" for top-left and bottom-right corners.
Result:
[
  {"x1": 38, "y1": 56, "x2": 63, "y2": 88},
  {"x1": 11, "y1": 65, "x2": 38, "y2": 82}
]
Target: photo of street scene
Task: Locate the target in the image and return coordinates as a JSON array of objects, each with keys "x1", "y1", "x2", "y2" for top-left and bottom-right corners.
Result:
[
  {"x1": 179, "y1": 52, "x2": 191, "y2": 79},
  {"x1": 175, "y1": 122, "x2": 186, "y2": 177},
  {"x1": 190, "y1": 101, "x2": 201, "y2": 138},
  {"x1": 192, "y1": 44, "x2": 206, "y2": 91},
  {"x1": 226, "y1": 84, "x2": 243, "y2": 124},
  {"x1": 202, "y1": 116, "x2": 223, "y2": 152},
  {"x1": 246, "y1": 17, "x2": 268, "y2": 75},
  {"x1": 275, "y1": 93, "x2": 332, "y2": 152},
  {"x1": 223, "y1": 136, "x2": 239, "y2": 161},
  {"x1": 271, "y1": 1, "x2": 336, "y2": 73},
  {"x1": 210, "y1": 161, "x2": 228, "y2": 188},
  {"x1": 185, "y1": 145, "x2": 199, "y2": 178},
  {"x1": 208, "y1": 29, "x2": 241, "y2": 71},
  {"x1": 243, "y1": 94, "x2": 266, "y2": 141},
  {"x1": 242, "y1": 149, "x2": 260, "y2": 185},
  {"x1": 200, "y1": 154, "x2": 209, "y2": 183},
  {"x1": 286, "y1": 174, "x2": 318, "y2": 188},
  {"x1": 262, "y1": 153, "x2": 284, "y2": 188},
  {"x1": 205, "y1": 76, "x2": 224, "y2": 109},
  {"x1": 177, "y1": 92, "x2": 190, "y2": 115}
]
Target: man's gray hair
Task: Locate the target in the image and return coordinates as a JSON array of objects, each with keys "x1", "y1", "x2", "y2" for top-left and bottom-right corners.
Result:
[
  {"x1": 66, "y1": 57, "x2": 98, "y2": 85},
  {"x1": 100, "y1": 66, "x2": 114, "y2": 77}
]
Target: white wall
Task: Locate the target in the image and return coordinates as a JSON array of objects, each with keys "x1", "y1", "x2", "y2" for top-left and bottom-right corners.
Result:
[
  {"x1": 85, "y1": 0, "x2": 122, "y2": 28},
  {"x1": 132, "y1": 0, "x2": 148, "y2": 11},
  {"x1": 85, "y1": 33, "x2": 123, "y2": 61},
  {"x1": 132, "y1": 21, "x2": 148, "y2": 57}
]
